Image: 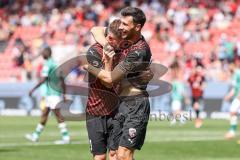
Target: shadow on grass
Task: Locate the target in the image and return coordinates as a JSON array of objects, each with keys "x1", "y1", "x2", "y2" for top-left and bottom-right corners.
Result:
[{"x1": 0, "y1": 148, "x2": 19, "y2": 153}]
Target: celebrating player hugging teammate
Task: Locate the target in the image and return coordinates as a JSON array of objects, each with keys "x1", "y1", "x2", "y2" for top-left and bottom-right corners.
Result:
[{"x1": 81, "y1": 6, "x2": 153, "y2": 160}]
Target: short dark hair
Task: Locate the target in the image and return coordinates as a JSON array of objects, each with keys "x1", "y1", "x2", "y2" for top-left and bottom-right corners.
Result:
[
  {"x1": 42, "y1": 47, "x2": 52, "y2": 56},
  {"x1": 121, "y1": 7, "x2": 146, "y2": 28},
  {"x1": 108, "y1": 19, "x2": 122, "y2": 39}
]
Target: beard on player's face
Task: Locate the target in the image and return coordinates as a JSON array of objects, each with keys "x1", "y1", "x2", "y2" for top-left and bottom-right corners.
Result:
[{"x1": 121, "y1": 26, "x2": 137, "y2": 40}]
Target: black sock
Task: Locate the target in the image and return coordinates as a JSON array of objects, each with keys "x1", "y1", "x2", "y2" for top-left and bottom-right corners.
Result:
[{"x1": 195, "y1": 109, "x2": 200, "y2": 118}]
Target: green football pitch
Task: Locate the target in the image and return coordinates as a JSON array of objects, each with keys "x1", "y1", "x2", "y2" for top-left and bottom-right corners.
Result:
[{"x1": 0, "y1": 116, "x2": 240, "y2": 160}]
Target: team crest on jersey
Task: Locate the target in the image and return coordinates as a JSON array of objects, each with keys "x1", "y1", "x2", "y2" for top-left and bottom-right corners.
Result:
[{"x1": 129, "y1": 128, "x2": 137, "y2": 138}]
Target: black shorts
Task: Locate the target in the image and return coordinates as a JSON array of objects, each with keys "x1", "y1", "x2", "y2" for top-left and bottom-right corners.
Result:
[
  {"x1": 86, "y1": 112, "x2": 117, "y2": 155},
  {"x1": 112, "y1": 94, "x2": 150, "y2": 150},
  {"x1": 192, "y1": 97, "x2": 203, "y2": 106}
]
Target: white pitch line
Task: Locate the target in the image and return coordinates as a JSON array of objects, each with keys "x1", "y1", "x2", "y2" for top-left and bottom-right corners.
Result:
[
  {"x1": 0, "y1": 137, "x2": 226, "y2": 148},
  {"x1": 0, "y1": 141, "x2": 87, "y2": 147},
  {"x1": 0, "y1": 131, "x2": 227, "y2": 138},
  {"x1": 0, "y1": 132, "x2": 86, "y2": 139}
]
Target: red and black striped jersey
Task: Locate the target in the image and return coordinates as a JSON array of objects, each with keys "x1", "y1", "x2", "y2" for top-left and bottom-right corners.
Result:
[{"x1": 86, "y1": 43, "x2": 121, "y2": 116}]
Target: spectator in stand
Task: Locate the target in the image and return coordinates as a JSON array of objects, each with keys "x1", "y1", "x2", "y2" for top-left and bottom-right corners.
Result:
[
  {"x1": 12, "y1": 38, "x2": 33, "y2": 81},
  {"x1": 0, "y1": 0, "x2": 238, "y2": 85}
]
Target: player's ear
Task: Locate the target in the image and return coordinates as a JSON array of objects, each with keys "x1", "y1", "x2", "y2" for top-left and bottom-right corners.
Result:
[{"x1": 135, "y1": 24, "x2": 141, "y2": 32}]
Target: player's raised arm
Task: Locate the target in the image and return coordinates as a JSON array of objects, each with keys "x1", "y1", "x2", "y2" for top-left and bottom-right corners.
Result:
[
  {"x1": 90, "y1": 26, "x2": 114, "y2": 57},
  {"x1": 83, "y1": 63, "x2": 123, "y2": 85},
  {"x1": 84, "y1": 49, "x2": 149, "y2": 85},
  {"x1": 83, "y1": 50, "x2": 125, "y2": 85},
  {"x1": 90, "y1": 26, "x2": 108, "y2": 46},
  {"x1": 81, "y1": 45, "x2": 114, "y2": 88}
]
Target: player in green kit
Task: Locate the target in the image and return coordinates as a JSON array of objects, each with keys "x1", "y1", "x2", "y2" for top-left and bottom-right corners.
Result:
[
  {"x1": 25, "y1": 46, "x2": 70, "y2": 144},
  {"x1": 224, "y1": 63, "x2": 240, "y2": 139},
  {"x1": 170, "y1": 61, "x2": 186, "y2": 125}
]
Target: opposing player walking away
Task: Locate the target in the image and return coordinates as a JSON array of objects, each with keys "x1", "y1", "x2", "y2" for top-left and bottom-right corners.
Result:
[
  {"x1": 224, "y1": 63, "x2": 240, "y2": 139},
  {"x1": 84, "y1": 7, "x2": 152, "y2": 160},
  {"x1": 25, "y1": 46, "x2": 70, "y2": 144}
]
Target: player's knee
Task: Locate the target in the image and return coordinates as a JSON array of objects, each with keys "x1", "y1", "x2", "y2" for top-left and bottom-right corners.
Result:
[
  {"x1": 117, "y1": 146, "x2": 134, "y2": 160},
  {"x1": 52, "y1": 108, "x2": 58, "y2": 113},
  {"x1": 42, "y1": 108, "x2": 49, "y2": 116},
  {"x1": 117, "y1": 153, "x2": 126, "y2": 160},
  {"x1": 53, "y1": 109, "x2": 62, "y2": 117},
  {"x1": 42, "y1": 112, "x2": 49, "y2": 118},
  {"x1": 109, "y1": 150, "x2": 117, "y2": 160},
  {"x1": 194, "y1": 105, "x2": 199, "y2": 110},
  {"x1": 117, "y1": 151, "x2": 130, "y2": 160},
  {"x1": 230, "y1": 112, "x2": 237, "y2": 116},
  {"x1": 94, "y1": 154, "x2": 106, "y2": 160},
  {"x1": 109, "y1": 150, "x2": 116, "y2": 157}
]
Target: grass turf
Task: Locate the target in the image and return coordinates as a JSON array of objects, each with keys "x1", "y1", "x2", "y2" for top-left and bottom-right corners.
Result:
[{"x1": 0, "y1": 116, "x2": 240, "y2": 160}]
